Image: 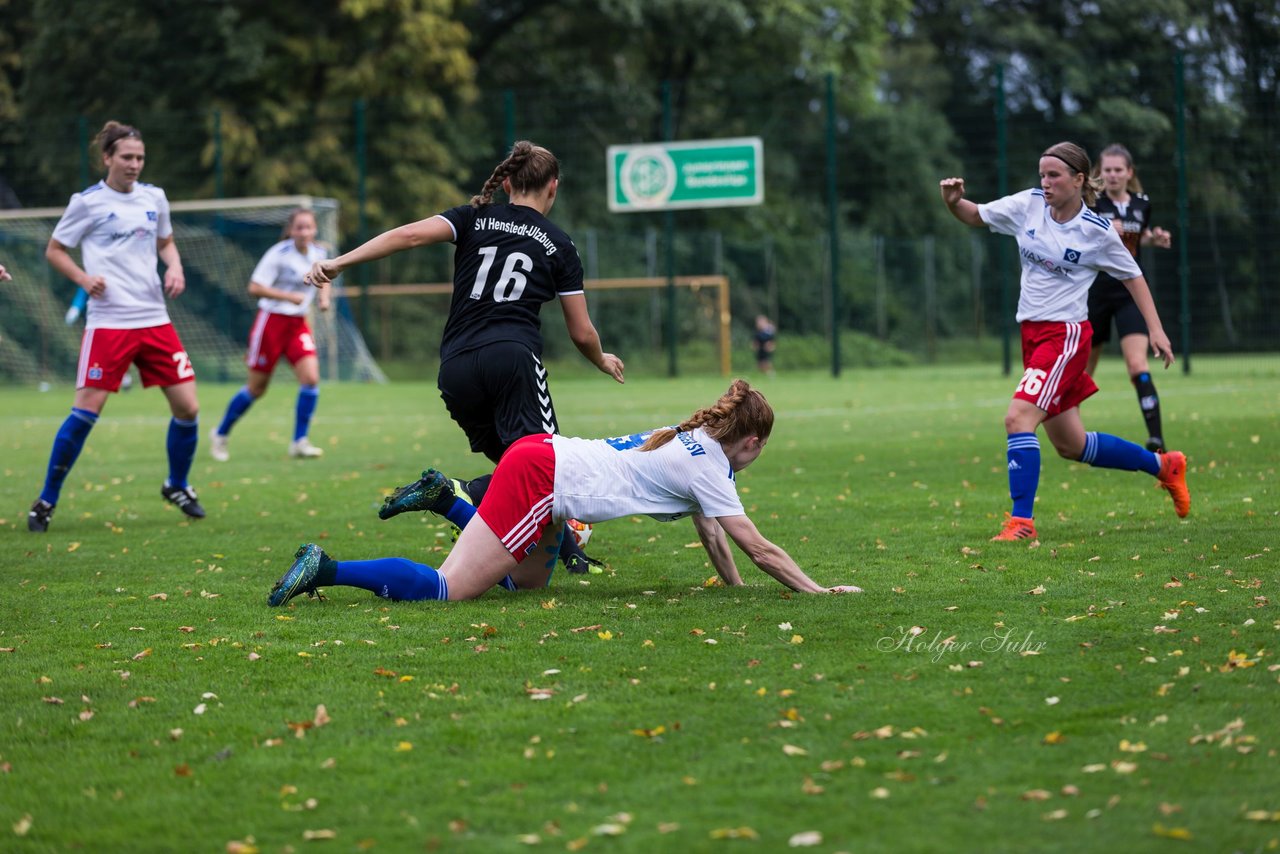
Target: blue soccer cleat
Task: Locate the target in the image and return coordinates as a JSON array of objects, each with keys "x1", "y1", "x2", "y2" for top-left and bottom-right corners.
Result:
[
  {"x1": 379, "y1": 469, "x2": 454, "y2": 520},
  {"x1": 268, "y1": 543, "x2": 327, "y2": 606}
]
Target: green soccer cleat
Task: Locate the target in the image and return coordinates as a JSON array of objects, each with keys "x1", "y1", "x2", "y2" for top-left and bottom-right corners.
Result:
[
  {"x1": 268, "y1": 543, "x2": 327, "y2": 606},
  {"x1": 379, "y1": 469, "x2": 454, "y2": 520}
]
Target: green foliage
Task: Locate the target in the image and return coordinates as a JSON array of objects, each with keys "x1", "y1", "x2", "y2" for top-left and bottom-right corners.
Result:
[{"x1": 1, "y1": 362, "x2": 1277, "y2": 849}]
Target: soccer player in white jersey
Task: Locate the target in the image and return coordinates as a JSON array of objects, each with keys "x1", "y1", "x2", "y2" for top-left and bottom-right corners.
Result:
[
  {"x1": 28, "y1": 121, "x2": 204, "y2": 533},
  {"x1": 267, "y1": 380, "x2": 862, "y2": 605},
  {"x1": 209, "y1": 209, "x2": 331, "y2": 461},
  {"x1": 940, "y1": 141, "x2": 1190, "y2": 542}
]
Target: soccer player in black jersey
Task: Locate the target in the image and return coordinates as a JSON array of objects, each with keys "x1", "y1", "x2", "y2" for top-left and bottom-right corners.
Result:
[
  {"x1": 305, "y1": 141, "x2": 624, "y2": 573},
  {"x1": 1087, "y1": 144, "x2": 1173, "y2": 452}
]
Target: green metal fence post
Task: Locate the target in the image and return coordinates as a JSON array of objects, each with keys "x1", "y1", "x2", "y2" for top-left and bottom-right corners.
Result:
[
  {"x1": 995, "y1": 63, "x2": 1012, "y2": 377},
  {"x1": 355, "y1": 98, "x2": 370, "y2": 341},
  {"x1": 825, "y1": 71, "x2": 841, "y2": 378},
  {"x1": 212, "y1": 108, "x2": 224, "y2": 199},
  {"x1": 663, "y1": 81, "x2": 677, "y2": 378},
  {"x1": 503, "y1": 90, "x2": 516, "y2": 150},
  {"x1": 77, "y1": 115, "x2": 89, "y2": 190},
  {"x1": 1174, "y1": 50, "x2": 1191, "y2": 375}
]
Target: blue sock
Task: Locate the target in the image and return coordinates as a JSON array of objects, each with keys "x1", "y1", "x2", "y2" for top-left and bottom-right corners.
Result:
[
  {"x1": 294, "y1": 385, "x2": 319, "y2": 441},
  {"x1": 167, "y1": 417, "x2": 199, "y2": 489},
  {"x1": 1006, "y1": 432, "x2": 1040, "y2": 519},
  {"x1": 333, "y1": 557, "x2": 449, "y2": 601},
  {"x1": 217, "y1": 387, "x2": 256, "y2": 436},
  {"x1": 443, "y1": 497, "x2": 477, "y2": 530},
  {"x1": 40, "y1": 408, "x2": 98, "y2": 505},
  {"x1": 1080, "y1": 432, "x2": 1160, "y2": 475}
]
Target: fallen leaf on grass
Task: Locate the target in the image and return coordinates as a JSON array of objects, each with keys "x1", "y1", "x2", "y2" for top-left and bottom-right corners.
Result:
[
  {"x1": 1243, "y1": 811, "x2": 1280, "y2": 822},
  {"x1": 302, "y1": 829, "x2": 337, "y2": 841},
  {"x1": 592, "y1": 823, "x2": 626, "y2": 836},
  {"x1": 42, "y1": 696, "x2": 64, "y2": 705},
  {"x1": 1042, "y1": 809, "x2": 1068, "y2": 821},
  {"x1": 13, "y1": 815, "x2": 33, "y2": 836},
  {"x1": 1022, "y1": 790, "x2": 1053, "y2": 801},
  {"x1": 132, "y1": 649, "x2": 152, "y2": 661},
  {"x1": 1152, "y1": 824, "x2": 1192, "y2": 840},
  {"x1": 782, "y1": 744, "x2": 808, "y2": 757},
  {"x1": 709, "y1": 827, "x2": 759, "y2": 840},
  {"x1": 394, "y1": 742, "x2": 412, "y2": 752},
  {"x1": 1220, "y1": 650, "x2": 1259, "y2": 672},
  {"x1": 789, "y1": 830, "x2": 822, "y2": 847},
  {"x1": 1027, "y1": 585, "x2": 1046, "y2": 595},
  {"x1": 631, "y1": 726, "x2": 666, "y2": 738},
  {"x1": 149, "y1": 593, "x2": 168, "y2": 601}
]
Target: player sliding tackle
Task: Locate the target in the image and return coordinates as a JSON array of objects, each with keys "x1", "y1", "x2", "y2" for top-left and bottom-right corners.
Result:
[{"x1": 268, "y1": 380, "x2": 861, "y2": 604}]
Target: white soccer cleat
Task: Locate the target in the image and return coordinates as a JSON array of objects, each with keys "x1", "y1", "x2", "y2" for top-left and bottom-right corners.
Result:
[
  {"x1": 209, "y1": 429, "x2": 230, "y2": 462},
  {"x1": 289, "y1": 437, "x2": 324, "y2": 459}
]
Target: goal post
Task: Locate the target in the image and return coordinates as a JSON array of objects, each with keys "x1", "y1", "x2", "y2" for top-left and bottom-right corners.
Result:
[
  {"x1": 342, "y1": 275, "x2": 733, "y2": 375},
  {"x1": 0, "y1": 195, "x2": 386, "y2": 386}
]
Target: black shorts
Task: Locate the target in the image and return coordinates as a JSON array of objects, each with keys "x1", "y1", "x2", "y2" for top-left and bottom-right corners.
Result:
[
  {"x1": 437, "y1": 341, "x2": 559, "y2": 463},
  {"x1": 1087, "y1": 277, "x2": 1148, "y2": 345}
]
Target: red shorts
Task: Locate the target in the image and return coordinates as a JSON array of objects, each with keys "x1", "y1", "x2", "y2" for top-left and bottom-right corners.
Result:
[
  {"x1": 246, "y1": 311, "x2": 316, "y2": 372},
  {"x1": 78, "y1": 324, "x2": 196, "y2": 391},
  {"x1": 1015, "y1": 320, "x2": 1097, "y2": 416},
  {"x1": 476, "y1": 434, "x2": 557, "y2": 560}
]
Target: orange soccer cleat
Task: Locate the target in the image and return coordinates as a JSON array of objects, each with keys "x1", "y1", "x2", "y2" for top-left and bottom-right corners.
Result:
[
  {"x1": 991, "y1": 513, "x2": 1037, "y2": 541},
  {"x1": 1157, "y1": 451, "x2": 1191, "y2": 517}
]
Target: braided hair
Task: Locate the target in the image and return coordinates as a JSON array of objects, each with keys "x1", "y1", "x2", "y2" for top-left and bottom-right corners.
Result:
[
  {"x1": 1041, "y1": 141, "x2": 1100, "y2": 207},
  {"x1": 640, "y1": 379, "x2": 774, "y2": 452},
  {"x1": 469, "y1": 140, "x2": 560, "y2": 207}
]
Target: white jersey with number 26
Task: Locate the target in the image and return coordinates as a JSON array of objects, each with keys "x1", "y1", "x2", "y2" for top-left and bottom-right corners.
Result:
[{"x1": 979, "y1": 188, "x2": 1141, "y2": 323}]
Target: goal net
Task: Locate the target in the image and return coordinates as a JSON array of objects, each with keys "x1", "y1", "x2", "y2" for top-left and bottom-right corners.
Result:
[{"x1": 0, "y1": 195, "x2": 386, "y2": 386}]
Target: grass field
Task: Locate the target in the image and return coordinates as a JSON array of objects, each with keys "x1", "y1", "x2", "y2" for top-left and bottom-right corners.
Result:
[{"x1": 2, "y1": 359, "x2": 1277, "y2": 853}]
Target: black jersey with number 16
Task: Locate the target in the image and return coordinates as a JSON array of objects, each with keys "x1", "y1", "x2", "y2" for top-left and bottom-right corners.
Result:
[{"x1": 435, "y1": 203, "x2": 585, "y2": 362}]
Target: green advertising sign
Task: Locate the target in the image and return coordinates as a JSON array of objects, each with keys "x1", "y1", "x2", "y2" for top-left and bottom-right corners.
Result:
[{"x1": 607, "y1": 137, "x2": 763, "y2": 212}]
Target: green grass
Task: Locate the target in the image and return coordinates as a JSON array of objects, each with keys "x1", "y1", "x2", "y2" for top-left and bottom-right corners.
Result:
[{"x1": 2, "y1": 358, "x2": 1277, "y2": 853}]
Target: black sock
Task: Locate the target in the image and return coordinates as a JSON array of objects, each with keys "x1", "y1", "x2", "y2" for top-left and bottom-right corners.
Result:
[
  {"x1": 465, "y1": 474, "x2": 492, "y2": 505},
  {"x1": 559, "y1": 526, "x2": 586, "y2": 564},
  {"x1": 314, "y1": 551, "x2": 339, "y2": 586},
  {"x1": 1132, "y1": 372, "x2": 1163, "y2": 441}
]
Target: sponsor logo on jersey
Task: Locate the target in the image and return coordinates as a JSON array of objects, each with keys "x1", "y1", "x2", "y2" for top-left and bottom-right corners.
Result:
[
  {"x1": 1063, "y1": 248, "x2": 1081, "y2": 263},
  {"x1": 146, "y1": 211, "x2": 157, "y2": 221},
  {"x1": 474, "y1": 217, "x2": 558, "y2": 255},
  {"x1": 1026, "y1": 228, "x2": 1036, "y2": 239},
  {"x1": 1008, "y1": 459, "x2": 1021, "y2": 471},
  {"x1": 1019, "y1": 247, "x2": 1070, "y2": 277}
]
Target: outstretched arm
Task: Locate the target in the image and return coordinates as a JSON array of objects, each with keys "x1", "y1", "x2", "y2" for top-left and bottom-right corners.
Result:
[
  {"x1": 559, "y1": 293, "x2": 625, "y2": 382},
  {"x1": 306, "y1": 216, "x2": 455, "y2": 288},
  {"x1": 716, "y1": 514, "x2": 861, "y2": 593},
  {"x1": 939, "y1": 177, "x2": 985, "y2": 227},
  {"x1": 691, "y1": 513, "x2": 744, "y2": 586}
]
